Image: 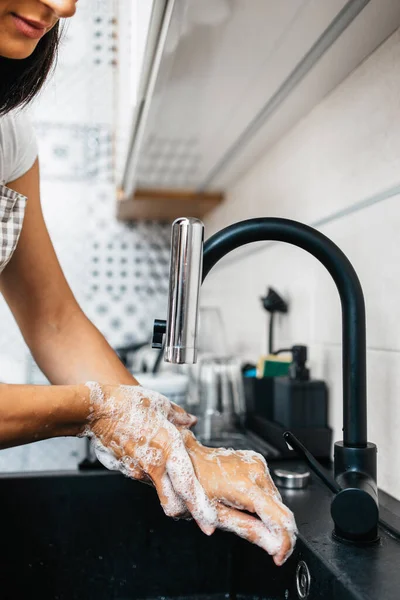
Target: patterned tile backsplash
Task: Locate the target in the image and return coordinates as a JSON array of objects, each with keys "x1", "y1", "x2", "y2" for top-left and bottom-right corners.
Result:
[{"x1": 0, "y1": 1, "x2": 171, "y2": 472}]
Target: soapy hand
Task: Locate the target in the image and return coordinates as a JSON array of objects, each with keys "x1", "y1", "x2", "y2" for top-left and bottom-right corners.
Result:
[
  {"x1": 181, "y1": 429, "x2": 297, "y2": 566},
  {"x1": 83, "y1": 383, "x2": 296, "y2": 565},
  {"x1": 83, "y1": 383, "x2": 217, "y2": 535}
]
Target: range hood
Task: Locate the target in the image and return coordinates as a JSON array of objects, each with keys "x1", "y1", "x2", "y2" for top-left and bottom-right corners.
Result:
[{"x1": 119, "y1": 0, "x2": 400, "y2": 221}]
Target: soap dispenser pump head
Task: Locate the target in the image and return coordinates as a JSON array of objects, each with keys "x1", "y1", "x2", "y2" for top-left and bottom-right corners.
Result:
[{"x1": 289, "y1": 345, "x2": 310, "y2": 381}]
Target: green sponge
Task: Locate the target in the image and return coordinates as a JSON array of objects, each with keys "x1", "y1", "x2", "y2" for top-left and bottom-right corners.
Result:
[{"x1": 256, "y1": 354, "x2": 291, "y2": 378}]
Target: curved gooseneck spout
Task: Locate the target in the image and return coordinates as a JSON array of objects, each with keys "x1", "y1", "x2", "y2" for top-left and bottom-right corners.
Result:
[
  {"x1": 203, "y1": 217, "x2": 366, "y2": 448},
  {"x1": 153, "y1": 217, "x2": 378, "y2": 544}
]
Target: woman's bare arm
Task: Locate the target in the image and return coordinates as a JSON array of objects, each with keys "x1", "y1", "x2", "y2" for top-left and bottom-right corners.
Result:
[{"x1": 1, "y1": 159, "x2": 139, "y2": 385}]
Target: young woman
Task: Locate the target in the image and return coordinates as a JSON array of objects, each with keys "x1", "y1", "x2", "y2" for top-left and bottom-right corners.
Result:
[{"x1": 0, "y1": 0, "x2": 296, "y2": 566}]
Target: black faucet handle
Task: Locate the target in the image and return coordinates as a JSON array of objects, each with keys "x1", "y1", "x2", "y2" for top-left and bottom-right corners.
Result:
[
  {"x1": 152, "y1": 319, "x2": 167, "y2": 349},
  {"x1": 283, "y1": 431, "x2": 339, "y2": 493}
]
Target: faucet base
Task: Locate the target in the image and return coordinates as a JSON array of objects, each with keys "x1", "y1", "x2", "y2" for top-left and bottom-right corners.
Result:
[
  {"x1": 334, "y1": 441, "x2": 377, "y2": 482},
  {"x1": 331, "y1": 441, "x2": 379, "y2": 543},
  {"x1": 332, "y1": 527, "x2": 380, "y2": 546}
]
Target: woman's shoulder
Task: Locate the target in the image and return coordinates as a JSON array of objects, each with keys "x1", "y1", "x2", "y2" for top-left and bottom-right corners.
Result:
[{"x1": 0, "y1": 109, "x2": 38, "y2": 184}]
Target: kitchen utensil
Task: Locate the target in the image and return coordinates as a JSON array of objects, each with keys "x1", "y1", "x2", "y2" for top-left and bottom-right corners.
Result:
[
  {"x1": 193, "y1": 356, "x2": 246, "y2": 441},
  {"x1": 184, "y1": 306, "x2": 227, "y2": 407}
]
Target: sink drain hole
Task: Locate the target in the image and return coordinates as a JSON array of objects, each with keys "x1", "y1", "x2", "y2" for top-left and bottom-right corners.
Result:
[{"x1": 296, "y1": 560, "x2": 311, "y2": 599}]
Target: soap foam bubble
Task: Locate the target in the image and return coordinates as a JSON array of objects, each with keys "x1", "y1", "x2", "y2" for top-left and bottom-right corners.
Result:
[
  {"x1": 83, "y1": 382, "x2": 296, "y2": 557},
  {"x1": 83, "y1": 382, "x2": 217, "y2": 532},
  {"x1": 92, "y1": 437, "x2": 120, "y2": 472}
]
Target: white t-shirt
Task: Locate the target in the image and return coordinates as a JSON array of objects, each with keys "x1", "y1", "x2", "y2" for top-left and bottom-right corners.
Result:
[{"x1": 0, "y1": 109, "x2": 38, "y2": 185}]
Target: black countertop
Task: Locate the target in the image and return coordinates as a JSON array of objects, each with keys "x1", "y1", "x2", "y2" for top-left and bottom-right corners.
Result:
[
  {"x1": 0, "y1": 459, "x2": 398, "y2": 599},
  {"x1": 274, "y1": 458, "x2": 400, "y2": 600}
]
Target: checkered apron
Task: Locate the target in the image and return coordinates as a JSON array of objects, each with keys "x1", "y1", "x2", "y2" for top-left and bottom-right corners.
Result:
[{"x1": 0, "y1": 184, "x2": 27, "y2": 273}]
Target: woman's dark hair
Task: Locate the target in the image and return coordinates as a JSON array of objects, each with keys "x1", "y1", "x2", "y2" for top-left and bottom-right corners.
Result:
[{"x1": 0, "y1": 23, "x2": 60, "y2": 115}]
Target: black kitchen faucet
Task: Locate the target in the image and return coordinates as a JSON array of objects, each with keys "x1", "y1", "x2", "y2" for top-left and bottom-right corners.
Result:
[{"x1": 153, "y1": 217, "x2": 379, "y2": 544}]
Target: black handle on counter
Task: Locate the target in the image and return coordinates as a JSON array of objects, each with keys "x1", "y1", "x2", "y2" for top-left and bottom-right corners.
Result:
[{"x1": 283, "y1": 431, "x2": 339, "y2": 494}]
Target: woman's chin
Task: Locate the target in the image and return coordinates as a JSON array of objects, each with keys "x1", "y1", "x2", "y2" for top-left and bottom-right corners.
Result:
[{"x1": 0, "y1": 38, "x2": 38, "y2": 60}]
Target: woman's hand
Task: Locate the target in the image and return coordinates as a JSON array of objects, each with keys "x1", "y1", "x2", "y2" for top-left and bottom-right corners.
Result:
[
  {"x1": 181, "y1": 429, "x2": 297, "y2": 566},
  {"x1": 83, "y1": 383, "x2": 217, "y2": 535},
  {"x1": 83, "y1": 383, "x2": 296, "y2": 566}
]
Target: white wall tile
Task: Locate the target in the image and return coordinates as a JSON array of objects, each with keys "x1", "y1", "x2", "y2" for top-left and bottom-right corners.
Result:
[
  {"x1": 310, "y1": 343, "x2": 400, "y2": 499},
  {"x1": 202, "y1": 241, "x2": 316, "y2": 359},
  {"x1": 313, "y1": 194, "x2": 400, "y2": 351},
  {"x1": 207, "y1": 28, "x2": 400, "y2": 235}
]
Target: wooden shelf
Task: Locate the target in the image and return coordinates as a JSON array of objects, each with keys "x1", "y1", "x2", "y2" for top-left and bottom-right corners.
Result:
[{"x1": 117, "y1": 188, "x2": 224, "y2": 222}]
